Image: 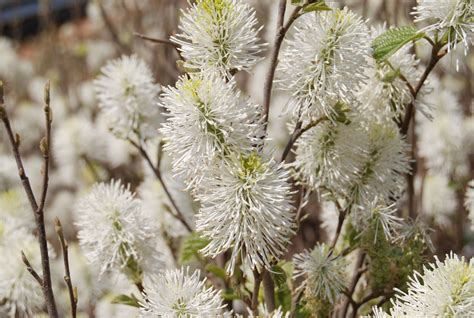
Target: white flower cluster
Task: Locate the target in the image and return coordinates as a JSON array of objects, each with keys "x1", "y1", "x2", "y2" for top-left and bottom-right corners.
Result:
[
  {"x1": 94, "y1": 55, "x2": 161, "y2": 140},
  {"x1": 160, "y1": 74, "x2": 262, "y2": 188},
  {"x1": 139, "y1": 267, "x2": 224, "y2": 317},
  {"x1": 414, "y1": 0, "x2": 473, "y2": 54},
  {"x1": 293, "y1": 243, "x2": 346, "y2": 303},
  {"x1": 171, "y1": 0, "x2": 265, "y2": 75},
  {"x1": 369, "y1": 253, "x2": 474, "y2": 317},
  {"x1": 0, "y1": 221, "x2": 45, "y2": 317},
  {"x1": 278, "y1": 8, "x2": 370, "y2": 121},
  {"x1": 196, "y1": 153, "x2": 295, "y2": 272},
  {"x1": 74, "y1": 180, "x2": 163, "y2": 278}
]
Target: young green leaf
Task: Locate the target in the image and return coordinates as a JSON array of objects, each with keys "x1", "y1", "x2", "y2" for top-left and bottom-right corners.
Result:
[
  {"x1": 372, "y1": 26, "x2": 425, "y2": 62},
  {"x1": 303, "y1": 1, "x2": 332, "y2": 13},
  {"x1": 111, "y1": 294, "x2": 140, "y2": 307},
  {"x1": 179, "y1": 232, "x2": 210, "y2": 264}
]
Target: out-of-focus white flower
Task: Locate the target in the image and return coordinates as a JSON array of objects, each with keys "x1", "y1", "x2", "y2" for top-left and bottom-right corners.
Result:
[
  {"x1": 0, "y1": 155, "x2": 20, "y2": 192},
  {"x1": 74, "y1": 180, "x2": 162, "y2": 278},
  {"x1": 94, "y1": 55, "x2": 161, "y2": 140},
  {"x1": 139, "y1": 267, "x2": 224, "y2": 317},
  {"x1": 171, "y1": 0, "x2": 265, "y2": 75},
  {"x1": 466, "y1": 180, "x2": 474, "y2": 230},
  {"x1": 53, "y1": 114, "x2": 107, "y2": 168},
  {"x1": 350, "y1": 121, "x2": 410, "y2": 205},
  {"x1": 138, "y1": 174, "x2": 196, "y2": 239},
  {"x1": 196, "y1": 153, "x2": 295, "y2": 273},
  {"x1": 0, "y1": 37, "x2": 33, "y2": 89},
  {"x1": 292, "y1": 117, "x2": 368, "y2": 193},
  {"x1": 392, "y1": 253, "x2": 474, "y2": 316},
  {"x1": 293, "y1": 243, "x2": 346, "y2": 303},
  {"x1": 353, "y1": 198, "x2": 403, "y2": 242},
  {"x1": 413, "y1": 0, "x2": 473, "y2": 55},
  {"x1": 421, "y1": 173, "x2": 457, "y2": 227},
  {"x1": 417, "y1": 79, "x2": 468, "y2": 176},
  {"x1": 0, "y1": 222, "x2": 46, "y2": 317},
  {"x1": 320, "y1": 201, "x2": 339, "y2": 243},
  {"x1": 160, "y1": 74, "x2": 262, "y2": 188},
  {"x1": 0, "y1": 190, "x2": 34, "y2": 231},
  {"x1": 278, "y1": 8, "x2": 370, "y2": 120}
]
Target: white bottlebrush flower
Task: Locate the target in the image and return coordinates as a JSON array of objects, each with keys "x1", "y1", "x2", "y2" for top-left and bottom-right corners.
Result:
[
  {"x1": 278, "y1": 8, "x2": 370, "y2": 120},
  {"x1": 292, "y1": 117, "x2": 368, "y2": 193},
  {"x1": 0, "y1": 222, "x2": 45, "y2": 317},
  {"x1": 195, "y1": 153, "x2": 295, "y2": 273},
  {"x1": 421, "y1": 173, "x2": 457, "y2": 227},
  {"x1": 320, "y1": 201, "x2": 339, "y2": 243},
  {"x1": 353, "y1": 198, "x2": 403, "y2": 243},
  {"x1": 160, "y1": 74, "x2": 262, "y2": 188},
  {"x1": 413, "y1": 0, "x2": 473, "y2": 55},
  {"x1": 139, "y1": 267, "x2": 224, "y2": 317},
  {"x1": 466, "y1": 180, "x2": 474, "y2": 230},
  {"x1": 74, "y1": 179, "x2": 162, "y2": 278},
  {"x1": 171, "y1": 0, "x2": 265, "y2": 75},
  {"x1": 349, "y1": 120, "x2": 410, "y2": 205},
  {"x1": 293, "y1": 243, "x2": 346, "y2": 303},
  {"x1": 94, "y1": 55, "x2": 161, "y2": 140},
  {"x1": 392, "y1": 253, "x2": 474, "y2": 316}
]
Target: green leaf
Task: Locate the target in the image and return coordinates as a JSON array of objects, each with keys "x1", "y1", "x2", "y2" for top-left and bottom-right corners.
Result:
[
  {"x1": 111, "y1": 294, "x2": 140, "y2": 307},
  {"x1": 205, "y1": 264, "x2": 227, "y2": 281},
  {"x1": 302, "y1": 1, "x2": 332, "y2": 13},
  {"x1": 221, "y1": 288, "x2": 240, "y2": 301},
  {"x1": 179, "y1": 232, "x2": 210, "y2": 264},
  {"x1": 271, "y1": 265, "x2": 288, "y2": 289},
  {"x1": 372, "y1": 26, "x2": 425, "y2": 62},
  {"x1": 382, "y1": 68, "x2": 401, "y2": 83}
]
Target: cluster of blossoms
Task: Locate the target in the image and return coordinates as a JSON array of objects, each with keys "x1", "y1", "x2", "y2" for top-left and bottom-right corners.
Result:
[
  {"x1": 74, "y1": 180, "x2": 163, "y2": 280},
  {"x1": 1, "y1": 0, "x2": 473, "y2": 316},
  {"x1": 369, "y1": 253, "x2": 474, "y2": 317}
]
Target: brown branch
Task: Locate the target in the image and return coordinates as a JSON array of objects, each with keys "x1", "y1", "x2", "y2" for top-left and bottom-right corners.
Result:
[
  {"x1": 262, "y1": 4, "x2": 302, "y2": 131},
  {"x1": 98, "y1": 2, "x2": 130, "y2": 54},
  {"x1": 251, "y1": 270, "x2": 262, "y2": 312},
  {"x1": 55, "y1": 218, "x2": 78, "y2": 318},
  {"x1": 128, "y1": 139, "x2": 193, "y2": 232},
  {"x1": 21, "y1": 251, "x2": 43, "y2": 286},
  {"x1": 0, "y1": 81, "x2": 59, "y2": 318},
  {"x1": 281, "y1": 117, "x2": 328, "y2": 162},
  {"x1": 262, "y1": 269, "x2": 276, "y2": 312},
  {"x1": 399, "y1": 44, "x2": 446, "y2": 135},
  {"x1": 339, "y1": 251, "x2": 366, "y2": 317},
  {"x1": 134, "y1": 32, "x2": 182, "y2": 58},
  {"x1": 39, "y1": 82, "x2": 51, "y2": 214}
]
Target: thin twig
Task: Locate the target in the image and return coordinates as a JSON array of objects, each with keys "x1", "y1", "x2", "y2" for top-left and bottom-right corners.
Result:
[
  {"x1": 0, "y1": 81, "x2": 59, "y2": 318},
  {"x1": 55, "y1": 218, "x2": 78, "y2": 318},
  {"x1": 39, "y1": 82, "x2": 52, "y2": 214},
  {"x1": 339, "y1": 251, "x2": 366, "y2": 317},
  {"x1": 262, "y1": 4, "x2": 302, "y2": 131},
  {"x1": 21, "y1": 251, "x2": 43, "y2": 286},
  {"x1": 280, "y1": 117, "x2": 328, "y2": 162},
  {"x1": 399, "y1": 44, "x2": 446, "y2": 135},
  {"x1": 134, "y1": 32, "x2": 183, "y2": 58},
  {"x1": 128, "y1": 139, "x2": 193, "y2": 232},
  {"x1": 251, "y1": 270, "x2": 262, "y2": 313},
  {"x1": 98, "y1": 2, "x2": 130, "y2": 54}
]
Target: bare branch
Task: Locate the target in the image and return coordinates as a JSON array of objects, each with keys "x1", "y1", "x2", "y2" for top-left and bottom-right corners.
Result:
[
  {"x1": 0, "y1": 81, "x2": 59, "y2": 318},
  {"x1": 21, "y1": 251, "x2": 43, "y2": 286},
  {"x1": 55, "y1": 218, "x2": 78, "y2": 318},
  {"x1": 128, "y1": 139, "x2": 193, "y2": 232}
]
